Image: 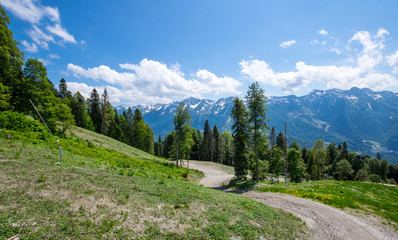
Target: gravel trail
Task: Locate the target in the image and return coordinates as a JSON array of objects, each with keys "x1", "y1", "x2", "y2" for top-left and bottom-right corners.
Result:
[{"x1": 186, "y1": 160, "x2": 398, "y2": 240}]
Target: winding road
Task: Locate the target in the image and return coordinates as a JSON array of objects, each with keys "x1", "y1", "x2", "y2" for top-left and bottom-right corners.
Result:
[{"x1": 186, "y1": 160, "x2": 398, "y2": 240}]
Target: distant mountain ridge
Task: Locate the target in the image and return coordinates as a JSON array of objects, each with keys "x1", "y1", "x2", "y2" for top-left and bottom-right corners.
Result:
[{"x1": 117, "y1": 88, "x2": 398, "y2": 163}]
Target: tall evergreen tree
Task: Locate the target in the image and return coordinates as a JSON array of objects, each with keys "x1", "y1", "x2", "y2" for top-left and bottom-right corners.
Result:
[
  {"x1": 200, "y1": 120, "x2": 212, "y2": 161},
  {"x1": 58, "y1": 78, "x2": 71, "y2": 98},
  {"x1": 163, "y1": 132, "x2": 175, "y2": 158},
  {"x1": 221, "y1": 131, "x2": 234, "y2": 166},
  {"x1": 88, "y1": 88, "x2": 102, "y2": 133},
  {"x1": 231, "y1": 97, "x2": 250, "y2": 179},
  {"x1": 173, "y1": 102, "x2": 192, "y2": 166},
  {"x1": 276, "y1": 131, "x2": 286, "y2": 155},
  {"x1": 157, "y1": 135, "x2": 164, "y2": 157},
  {"x1": 246, "y1": 81, "x2": 268, "y2": 182},
  {"x1": 213, "y1": 125, "x2": 222, "y2": 163},
  {"x1": 301, "y1": 146, "x2": 310, "y2": 165},
  {"x1": 269, "y1": 127, "x2": 276, "y2": 148},
  {"x1": 70, "y1": 91, "x2": 91, "y2": 129},
  {"x1": 190, "y1": 130, "x2": 201, "y2": 160},
  {"x1": 342, "y1": 141, "x2": 348, "y2": 159},
  {"x1": 100, "y1": 88, "x2": 112, "y2": 134},
  {"x1": 131, "y1": 108, "x2": 144, "y2": 148}
]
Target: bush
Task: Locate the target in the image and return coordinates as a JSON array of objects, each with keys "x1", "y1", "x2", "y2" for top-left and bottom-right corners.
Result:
[
  {"x1": 369, "y1": 174, "x2": 383, "y2": 183},
  {"x1": 354, "y1": 169, "x2": 369, "y2": 182},
  {"x1": 0, "y1": 111, "x2": 47, "y2": 133}
]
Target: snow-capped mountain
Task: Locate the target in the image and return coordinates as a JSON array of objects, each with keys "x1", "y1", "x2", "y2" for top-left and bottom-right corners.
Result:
[{"x1": 117, "y1": 87, "x2": 398, "y2": 163}]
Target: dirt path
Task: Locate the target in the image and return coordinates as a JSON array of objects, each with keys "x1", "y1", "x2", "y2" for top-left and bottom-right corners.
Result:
[
  {"x1": 185, "y1": 160, "x2": 234, "y2": 188},
  {"x1": 187, "y1": 160, "x2": 398, "y2": 240}
]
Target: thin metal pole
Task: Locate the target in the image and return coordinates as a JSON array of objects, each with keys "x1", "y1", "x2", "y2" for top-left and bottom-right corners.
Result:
[{"x1": 29, "y1": 99, "x2": 63, "y2": 163}]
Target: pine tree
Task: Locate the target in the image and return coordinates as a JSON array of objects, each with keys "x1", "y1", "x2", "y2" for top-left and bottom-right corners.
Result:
[
  {"x1": 157, "y1": 135, "x2": 164, "y2": 157},
  {"x1": 163, "y1": 132, "x2": 175, "y2": 158},
  {"x1": 231, "y1": 97, "x2": 250, "y2": 179},
  {"x1": 88, "y1": 88, "x2": 102, "y2": 133},
  {"x1": 276, "y1": 131, "x2": 286, "y2": 155},
  {"x1": 301, "y1": 147, "x2": 309, "y2": 164},
  {"x1": 131, "y1": 108, "x2": 144, "y2": 148},
  {"x1": 143, "y1": 123, "x2": 154, "y2": 154},
  {"x1": 213, "y1": 125, "x2": 222, "y2": 163},
  {"x1": 269, "y1": 127, "x2": 276, "y2": 149},
  {"x1": 70, "y1": 91, "x2": 91, "y2": 129},
  {"x1": 200, "y1": 120, "x2": 212, "y2": 161},
  {"x1": 190, "y1": 130, "x2": 201, "y2": 160},
  {"x1": 100, "y1": 88, "x2": 112, "y2": 134},
  {"x1": 173, "y1": 102, "x2": 192, "y2": 165},
  {"x1": 342, "y1": 142, "x2": 348, "y2": 159},
  {"x1": 58, "y1": 78, "x2": 71, "y2": 98},
  {"x1": 246, "y1": 81, "x2": 268, "y2": 181},
  {"x1": 221, "y1": 131, "x2": 234, "y2": 166}
]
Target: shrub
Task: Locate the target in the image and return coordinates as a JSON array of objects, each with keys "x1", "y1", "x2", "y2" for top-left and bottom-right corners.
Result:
[
  {"x1": 354, "y1": 169, "x2": 369, "y2": 182},
  {"x1": 369, "y1": 174, "x2": 383, "y2": 183},
  {"x1": 0, "y1": 111, "x2": 47, "y2": 133}
]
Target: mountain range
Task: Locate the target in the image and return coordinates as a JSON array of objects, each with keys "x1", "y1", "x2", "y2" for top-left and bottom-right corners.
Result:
[{"x1": 117, "y1": 87, "x2": 398, "y2": 163}]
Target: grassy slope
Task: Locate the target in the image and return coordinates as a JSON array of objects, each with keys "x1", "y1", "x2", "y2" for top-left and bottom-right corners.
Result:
[
  {"x1": 233, "y1": 180, "x2": 398, "y2": 230},
  {"x1": 0, "y1": 127, "x2": 307, "y2": 239}
]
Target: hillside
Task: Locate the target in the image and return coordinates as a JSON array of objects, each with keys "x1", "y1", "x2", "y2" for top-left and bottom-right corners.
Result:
[
  {"x1": 118, "y1": 88, "x2": 398, "y2": 163},
  {"x1": 0, "y1": 118, "x2": 306, "y2": 239}
]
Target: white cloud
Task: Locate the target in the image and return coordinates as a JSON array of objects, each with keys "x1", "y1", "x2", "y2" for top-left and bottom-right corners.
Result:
[
  {"x1": 279, "y1": 40, "x2": 296, "y2": 48},
  {"x1": 318, "y1": 29, "x2": 328, "y2": 36},
  {"x1": 37, "y1": 58, "x2": 50, "y2": 66},
  {"x1": 21, "y1": 40, "x2": 38, "y2": 53},
  {"x1": 240, "y1": 29, "x2": 398, "y2": 93},
  {"x1": 67, "y1": 59, "x2": 242, "y2": 105},
  {"x1": 49, "y1": 53, "x2": 60, "y2": 59},
  {"x1": 27, "y1": 25, "x2": 55, "y2": 49},
  {"x1": 387, "y1": 50, "x2": 398, "y2": 74},
  {"x1": 0, "y1": 0, "x2": 43, "y2": 23},
  {"x1": 46, "y1": 24, "x2": 76, "y2": 43},
  {"x1": 1, "y1": 0, "x2": 77, "y2": 51},
  {"x1": 386, "y1": 50, "x2": 398, "y2": 66}
]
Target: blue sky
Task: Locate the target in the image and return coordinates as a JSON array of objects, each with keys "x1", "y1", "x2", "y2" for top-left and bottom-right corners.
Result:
[{"x1": 2, "y1": 0, "x2": 398, "y2": 106}]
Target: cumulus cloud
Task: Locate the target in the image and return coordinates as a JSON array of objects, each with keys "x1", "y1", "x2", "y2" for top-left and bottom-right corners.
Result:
[
  {"x1": 1, "y1": 0, "x2": 77, "y2": 51},
  {"x1": 21, "y1": 40, "x2": 38, "y2": 53},
  {"x1": 387, "y1": 50, "x2": 398, "y2": 74},
  {"x1": 318, "y1": 29, "x2": 328, "y2": 36},
  {"x1": 67, "y1": 59, "x2": 242, "y2": 105},
  {"x1": 279, "y1": 40, "x2": 296, "y2": 48},
  {"x1": 241, "y1": 29, "x2": 398, "y2": 93}
]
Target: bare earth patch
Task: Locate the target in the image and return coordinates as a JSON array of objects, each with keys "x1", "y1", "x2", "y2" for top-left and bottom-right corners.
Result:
[{"x1": 187, "y1": 160, "x2": 398, "y2": 240}]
